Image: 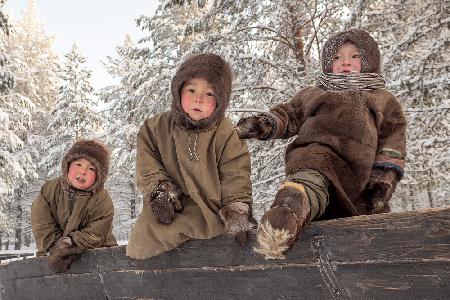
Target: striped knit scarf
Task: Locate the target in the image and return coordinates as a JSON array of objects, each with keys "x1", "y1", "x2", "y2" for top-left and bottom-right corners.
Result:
[{"x1": 316, "y1": 72, "x2": 386, "y2": 91}]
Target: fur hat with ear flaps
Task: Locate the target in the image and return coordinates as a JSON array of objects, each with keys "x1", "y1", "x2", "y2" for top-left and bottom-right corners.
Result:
[
  {"x1": 61, "y1": 139, "x2": 111, "y2": 193},
  {"x1": 322, "y1": 28, "x2": 381, "y2": 74},
  {"x1": 171, "y1": 53, "x2": 232, "y2": 131}
]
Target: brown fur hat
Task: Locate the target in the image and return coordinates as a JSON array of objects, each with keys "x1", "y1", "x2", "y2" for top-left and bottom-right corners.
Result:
[
  {"x1": 322, "y1": 28, "x2": 381, "y2": 74},
  {"x1": 170, "y1": 53, "x2": 232, "y2": 131},
  {"x1": 61, "y1": 139, "x2": 111, "y2": 192}
]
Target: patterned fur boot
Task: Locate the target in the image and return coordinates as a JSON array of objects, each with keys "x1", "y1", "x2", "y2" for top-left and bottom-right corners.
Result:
[{"x1": 254, "y1": 182, "x2": 311, "y2": 259}]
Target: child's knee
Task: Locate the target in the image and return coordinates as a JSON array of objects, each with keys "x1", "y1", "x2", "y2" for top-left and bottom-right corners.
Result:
[{"x1": 286, "y1": 169, "x2": 329, "y2": 221}]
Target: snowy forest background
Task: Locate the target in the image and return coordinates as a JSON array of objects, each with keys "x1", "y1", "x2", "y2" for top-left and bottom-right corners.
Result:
[{"x1": 0, "y1": 0, "x2": 448, "y2": 250}]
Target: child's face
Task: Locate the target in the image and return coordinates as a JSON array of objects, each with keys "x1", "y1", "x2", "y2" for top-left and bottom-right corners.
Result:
[
  {"x1": 180, "y1": 77, "x2": 217, "y2": 121},
  {"x1": 67, "y1": 158, "x2": 97, "y2": 190},
  {"x1": 332, "y1": 42, "x2": 362, "y2": 74}
]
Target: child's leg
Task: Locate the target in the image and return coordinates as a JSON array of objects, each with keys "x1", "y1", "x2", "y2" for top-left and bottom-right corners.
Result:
[
  {"x1": 287, "y1": 169, "x2": 329, "y2": 221},
  {"x1": 254, "y1": 169, "x2": 328, "y2": 259}
]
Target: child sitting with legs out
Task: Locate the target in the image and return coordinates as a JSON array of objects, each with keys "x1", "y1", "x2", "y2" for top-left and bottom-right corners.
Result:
[{"x1": 236, "y1": 29, "x2": 406, "y2": 259}]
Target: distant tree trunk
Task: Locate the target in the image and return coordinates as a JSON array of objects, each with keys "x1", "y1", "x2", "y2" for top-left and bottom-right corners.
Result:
[
  {"x1": 24, "y1": 233, "x2": 31, "y2": 248},
  {"x1": 15, "y1": 204, "x2": 23, "y2": 250},
  {"x1": 288, "y1": 4, "x2": 305, "y2": 67},
  {"x1": 409, "y1": 185, "x2": 416, "y2": 211},
  {"x1": 130, "y1": 176, "x2": 136, "y2": 219},
  {"x1": 293, "y1": 26, "x2": 305, "y2": 63},
  {"x1": 427, "y1": 184, "x2": 434, "y2": 208},
  {"x1": 5, "y1": 234, "x2": 9, "y2": 250}
]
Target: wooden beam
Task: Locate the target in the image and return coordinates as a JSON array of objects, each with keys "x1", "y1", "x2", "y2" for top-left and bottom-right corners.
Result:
[{"x1": 1, "y1": 206, "x2": 449, "y2": 299}]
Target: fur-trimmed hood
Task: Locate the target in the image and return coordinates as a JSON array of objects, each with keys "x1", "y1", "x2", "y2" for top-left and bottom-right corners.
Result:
[
  {"x1": 170, "y1": 53, "x2": 232, "y2": 131},
  {"x1": 61, "y1": 139, "x2": 111, "y2": 193},
  {"x1": 322, "y1": 28, "x2": 381, "y2": 74}
]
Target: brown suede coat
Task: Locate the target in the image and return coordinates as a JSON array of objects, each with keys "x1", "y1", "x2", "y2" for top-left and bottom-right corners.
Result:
[
  {"x1": 266, "y1": 86, "x2": 406, "y2": 219},
  {"x1": 31, "y1": 177, "x2": 117, "y2": 256},
  {"x1": 126, "y1": 112, "x2": 252, "y2": 258}
]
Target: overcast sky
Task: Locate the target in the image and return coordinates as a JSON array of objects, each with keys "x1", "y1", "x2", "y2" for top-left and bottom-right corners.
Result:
[{"x1": 4, "y1": 0, "x2": 159, "y2": 90}]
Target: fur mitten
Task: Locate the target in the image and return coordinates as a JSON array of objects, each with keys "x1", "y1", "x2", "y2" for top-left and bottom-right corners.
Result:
[
  {"x1": 254, "y1": 182, "x2": 311, "y2": 259},
  {"x1": 219, "y1": 202, "x2": 257, "y2": 246},
  {"x1": 365, "y1": 168, "x2": 398, "y2": 214},
  {"x1": 149, "y1": 181, "x2": 184, "y2": 225},
  {"x1": 236, "y1": 114, "x2": 275, "y2": 140},
  {"x1": 48, "y1": 237, "x2": 81, "y2": 273}
]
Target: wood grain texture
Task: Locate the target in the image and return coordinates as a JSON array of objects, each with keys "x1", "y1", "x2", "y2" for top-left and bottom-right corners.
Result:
[{"x1": 1, "y1": 206, "x2": 449, "y2": 299}]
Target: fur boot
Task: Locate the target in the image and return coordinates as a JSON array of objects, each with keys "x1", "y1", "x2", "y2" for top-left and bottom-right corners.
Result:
[
  {"x1": 219, "y1": 202, "x2": 257, "y2": 246},
  {"x1": 47, "y1": 237, "x2": 81, "y2": 273},
  {"x1": 254, "y1": 182, "x2": 311, "y2": 259}
]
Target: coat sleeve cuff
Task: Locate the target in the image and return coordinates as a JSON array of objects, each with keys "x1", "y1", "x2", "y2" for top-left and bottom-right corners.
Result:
[
  {"x1": 373, "y1": 149, "x2": 405, "y2": 179},
  {"x1": 259, "y1": 112, "x2": 278, "y2": 140}
]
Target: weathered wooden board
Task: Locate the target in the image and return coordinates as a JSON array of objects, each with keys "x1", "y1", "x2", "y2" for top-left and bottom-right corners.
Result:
[{"x1": 1, "y1": 206, "x2": 449, "y2": 299}]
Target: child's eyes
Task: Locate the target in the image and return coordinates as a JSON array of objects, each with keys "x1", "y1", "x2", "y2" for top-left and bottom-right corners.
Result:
[
  {"x1": 89, "y1": 167, "x2": 96, "y2": 172},
  {"x1": 205, "y1": 92, "x2": 215, "y2": 97},
  {"x1": 352, "y1": 54, "x2": 360, "y2": 58},
  {"x1": 334, "y1": 55, "x2": 342, "y2": 60},
  {"x1": 187, "y1": 88, "x2": 195, "y2": 93},
  {"x1": 75, "y1": 163, "x2": 82, "y2": 166}
]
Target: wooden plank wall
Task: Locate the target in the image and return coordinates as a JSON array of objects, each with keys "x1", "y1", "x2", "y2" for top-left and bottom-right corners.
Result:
[{"x1": 1, "y1": 206, "x2": 449, "y2": 299}]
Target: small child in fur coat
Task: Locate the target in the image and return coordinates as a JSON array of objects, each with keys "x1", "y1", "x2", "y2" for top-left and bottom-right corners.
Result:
[
  {"x1": 236, "y1": 29, "x2": 406, "y2": 259},
  {"x1": 126, "y1": 53, "x2": 255, "y2": 259},
  {"x1": 31, "y1": 139, "x2": 117, "y2": 272}
]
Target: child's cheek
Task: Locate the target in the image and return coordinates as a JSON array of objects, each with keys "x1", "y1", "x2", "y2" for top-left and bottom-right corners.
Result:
[
  {"x1": 86, "y1": 172, "x2": 97, "y2": 188},
  {"x1": 67, "y1": 167, "x2": 78, "y2": 183}
]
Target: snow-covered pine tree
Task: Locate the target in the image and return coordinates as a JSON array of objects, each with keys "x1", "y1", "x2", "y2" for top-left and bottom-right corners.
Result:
[
  {"x1": 40, "y1": 44, "x2": 103, "y2": 178},
  {"x1": 99, "y1": 35, "x2": 144, "y2": 236},
  {"x1": 1, "y1": 0, "x2": 60, "y2": 248},
  {"x1": 6, "y1": 0, "x2": 58, "y2": 113},
  {"x1": 0, "y1": 0, "x2": 13, "y2": 93},
  {"x1": 0, "y1": 1, "x2": 36, "y2": 240}
]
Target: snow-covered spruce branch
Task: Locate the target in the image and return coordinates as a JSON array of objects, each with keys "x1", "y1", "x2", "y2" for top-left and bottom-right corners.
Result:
[
  {"x1": 232, "y1": 85, "x2": 277, "y2": 92},
  {"x1": 0, "y1": 93, "x2": 22, "y2": 99},
  {"x1": 227, "y1": 108, "x2": 267, "y2": 113},
  {"x1": 253, "y1": 173, "x2": 285, "y2": 187},
  {"x1": 405, "y1": 104, "x2": 450, "y2": 113}
]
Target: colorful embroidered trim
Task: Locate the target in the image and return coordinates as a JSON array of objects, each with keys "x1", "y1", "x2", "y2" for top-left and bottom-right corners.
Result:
[
  {"x1": 372, "y1": 162, "x2": 404, "y2": 178},
  {"x1": 378, "y1": 148, "x2": 405, "y2": 160},
  {"x1": 375, "y1": 153, "x2": 405, "y2": 169}
]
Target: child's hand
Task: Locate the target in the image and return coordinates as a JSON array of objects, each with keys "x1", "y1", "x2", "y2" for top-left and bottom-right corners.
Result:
[
  {"x1": 149, "y1": 181, "x2": 184, "y2": 225},
  {"x1": 235, "y1": 114, "x2": 274, "y2": 140},
  {"x1": 219, "y1": 202, "x2": 257, "y2": 246},
  {"x1": 47, "y1": 237, "x2": 81, "y2": 273},
  {"x1": 365, "y1": 168, "x2": 398, "y2": 213},
  {"x1": 150, "y1": 191, "x2": 176, "y2": 224}
]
